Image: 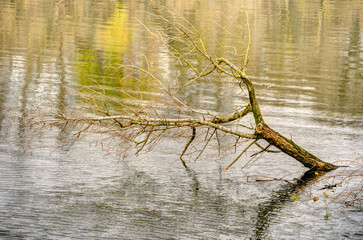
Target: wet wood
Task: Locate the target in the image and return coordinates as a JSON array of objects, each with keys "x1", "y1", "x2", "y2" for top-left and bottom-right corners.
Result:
[{"x1": 256, "y1": 123, "x2": 337, "y2": 171}]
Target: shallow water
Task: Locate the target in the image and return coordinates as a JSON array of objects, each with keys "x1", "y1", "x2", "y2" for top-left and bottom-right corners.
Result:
[{"x1": 0, "y1": 0, "x2": 362, "y2": 239}]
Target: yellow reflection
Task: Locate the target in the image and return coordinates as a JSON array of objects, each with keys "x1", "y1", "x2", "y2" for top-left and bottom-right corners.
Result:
[
  {"x1": 74, "y1": 5, "x2": 161, "y2": 111},
  {"x1": 96, "y1": 7, "x2": 130, "y2": 53}
]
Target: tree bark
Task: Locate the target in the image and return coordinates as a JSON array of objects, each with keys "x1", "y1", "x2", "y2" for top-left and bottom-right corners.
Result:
[
  {"x1": 240, "y1": 74, "x2": 337, "y2": 171},
  {"x1": 256, "y1": 123, "x2": 337, "y2": 171},
  {"x1": 64, "y1": 18, "x2": 338, "y2": 173}
]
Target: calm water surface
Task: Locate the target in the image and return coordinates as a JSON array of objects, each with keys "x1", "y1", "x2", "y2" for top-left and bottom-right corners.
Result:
[{"x1": 0, "y1": 0, "x2": 362, "y2": 239}]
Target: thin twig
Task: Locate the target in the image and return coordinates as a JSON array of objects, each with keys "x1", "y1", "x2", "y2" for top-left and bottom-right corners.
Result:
[{"x1": 223, "y1": 139, "x2": 257, "y2": 171}]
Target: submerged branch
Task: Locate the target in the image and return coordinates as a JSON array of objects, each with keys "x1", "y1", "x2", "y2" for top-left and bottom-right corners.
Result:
[
  {"x1": 39, "y1": 11, "x2": 338, "y2": 173},
  {"x1": 179, "y1": 126, "x2": 196, "y2": 168},
  {"x1": 223, "y1": 139, "x2": 258, "y2": 171}
]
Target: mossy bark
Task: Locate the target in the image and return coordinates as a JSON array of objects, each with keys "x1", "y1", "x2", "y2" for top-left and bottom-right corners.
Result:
[
  {"x1": 242, "y1": 75, "x2": 337, "y2": 171},
  {"x1": 255, "y1": 123, "x2": 337, "y2": 171}
]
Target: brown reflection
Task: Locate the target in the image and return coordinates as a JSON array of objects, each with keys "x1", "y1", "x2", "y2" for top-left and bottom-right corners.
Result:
[
  {"x1": 1, "y1": 0, "x2": 361, "y2": 118},
  {"x1": 0, "y1": 1, "x2": 361, "y2": 239},
  {"x1": 252, "y1": 169, "x2": 325, "y2": 240},
  {"x1": 337, "y1": 10, "x2": 361, "y2": 116}
]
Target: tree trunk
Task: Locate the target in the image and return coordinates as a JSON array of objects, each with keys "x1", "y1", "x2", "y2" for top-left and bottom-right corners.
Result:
[{"x1": 256, "y1": 123, "x2": 337, "y2": 171}]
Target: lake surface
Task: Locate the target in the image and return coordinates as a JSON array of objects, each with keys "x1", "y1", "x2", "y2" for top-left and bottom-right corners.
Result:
[{"x1": 0, "y1": 0, "x2": 362, "y2": 239}]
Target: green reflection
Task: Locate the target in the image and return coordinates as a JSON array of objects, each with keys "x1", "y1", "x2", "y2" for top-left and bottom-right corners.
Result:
[
  {"x1": 1, "y1": 0, "x2": 361, "y2": 117},
  {"x1": 73, "y1": 5, "x2": 160, "y2": 110}
]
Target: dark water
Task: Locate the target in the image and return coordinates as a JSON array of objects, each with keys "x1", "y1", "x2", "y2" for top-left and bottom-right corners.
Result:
[{"x1": 0, "y1": 0, "x2": 362, "y2": 239}]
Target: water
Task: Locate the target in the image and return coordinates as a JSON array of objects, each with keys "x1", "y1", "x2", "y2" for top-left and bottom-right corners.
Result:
[{"x1": 0, "y1": 0, "x2": 362, "y2": 239}]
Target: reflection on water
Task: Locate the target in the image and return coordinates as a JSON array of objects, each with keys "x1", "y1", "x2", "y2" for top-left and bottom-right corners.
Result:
[{"x1": 0, "y1": 0, "x2": 362, "y2": 239}]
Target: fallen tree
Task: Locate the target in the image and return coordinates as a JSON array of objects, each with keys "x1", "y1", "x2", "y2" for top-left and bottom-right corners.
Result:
[{"x1": 50, "y1": 12, "x2": 337, "y2": 172}]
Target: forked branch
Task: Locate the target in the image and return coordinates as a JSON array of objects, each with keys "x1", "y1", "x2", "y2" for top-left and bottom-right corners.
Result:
[{"x1": 50, "y1": 11, "x2": 336, "y2": 172}]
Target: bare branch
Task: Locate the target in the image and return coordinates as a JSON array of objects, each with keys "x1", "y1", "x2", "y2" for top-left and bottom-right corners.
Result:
[
  {"x1": 194, "y1": 129, "x2": 216, "y2": 162},
  {"x1": 54, "y1": 114, "x2": 256, "y2": 140},
  {"x1": 223, "y1": 139, "x2": 258, "y2": 171},
  {"x1": 179, "y1": 126, "x2": 196, "y2": 167},
  {"x1": 242, "y1": 10, "x2": 251, "y2": 72},
  {"x1": 212, "y1": 104, "x2": 251, "y2": 124}
]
